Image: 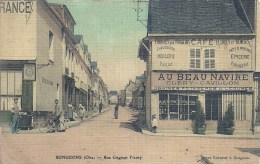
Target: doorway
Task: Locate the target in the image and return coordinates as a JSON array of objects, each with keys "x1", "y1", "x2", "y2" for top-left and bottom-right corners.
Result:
[{"x1": 205, "y1": 92, "x2": 222, "y2": 120}]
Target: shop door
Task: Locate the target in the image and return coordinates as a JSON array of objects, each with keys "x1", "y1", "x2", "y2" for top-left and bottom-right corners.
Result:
[
  {"x1": 22, "y1": 80, "x2": 33, "y2": 111},
  {"x1": 205, "y1": 93, "x2": 221, "y2": 120}
]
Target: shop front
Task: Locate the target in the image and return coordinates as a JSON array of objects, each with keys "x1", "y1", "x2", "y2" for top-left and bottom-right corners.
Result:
[
  {"x1": 151, "y1": 72, "x2": 254, "y2": 131},
  {"x1": 0, "y1": 61, "x2": 35, "y2": 130},
  {"x1": 62, "y1": 75, "x2": 75, "y2": 120}
]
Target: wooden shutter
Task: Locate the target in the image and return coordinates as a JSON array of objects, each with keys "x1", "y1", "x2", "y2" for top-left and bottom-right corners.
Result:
[{"x1": 22, "y1": 80, "x2": 33, "y2": 111}]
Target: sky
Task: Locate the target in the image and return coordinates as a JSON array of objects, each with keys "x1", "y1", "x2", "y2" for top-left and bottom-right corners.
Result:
[{"x1": 48, "y1": 0, "x2": 148, "y2": 91}]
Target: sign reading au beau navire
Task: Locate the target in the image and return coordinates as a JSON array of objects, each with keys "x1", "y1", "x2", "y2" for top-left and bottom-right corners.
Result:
[
  {"x1": 152, "y1": 39, "x2": 253, "y2": 71},
  {"x1": 152, "y1": 72, "x2": 253, "y2": 91}
]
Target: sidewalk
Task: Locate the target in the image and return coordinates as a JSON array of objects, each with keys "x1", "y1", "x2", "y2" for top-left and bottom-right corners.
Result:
[
  {"x1": 13, "y1": 106, "x2": 112, "y2": 134},
  {"x1": 141, "y1": 127, "x2": 260, "y2": 140},
  {"x1": 128, "y1": 108, "x2": 260, "y2": 140}
]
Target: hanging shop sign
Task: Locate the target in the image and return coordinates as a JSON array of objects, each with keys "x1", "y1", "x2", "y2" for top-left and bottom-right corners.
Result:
[
  {"x1": 152, "y1": 72, "x2": 253, "y2": 91},
  {"x1": 23, "y1": 63, "x2": 36, "y2": 81}
]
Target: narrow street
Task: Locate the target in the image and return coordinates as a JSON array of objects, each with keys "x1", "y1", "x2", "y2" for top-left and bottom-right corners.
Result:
[{"x1": 1, "y1": 106, "x2": 260, "y2": 164}]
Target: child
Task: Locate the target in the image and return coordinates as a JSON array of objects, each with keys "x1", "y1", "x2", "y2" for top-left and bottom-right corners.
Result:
[{"x1": 151, "y1": 114, "x2": 158, "y2": 133}]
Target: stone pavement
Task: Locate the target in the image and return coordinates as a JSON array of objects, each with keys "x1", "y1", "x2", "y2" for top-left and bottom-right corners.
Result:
[{"x1": 1, "y1": 106, "x2": 260, "y2": 164}]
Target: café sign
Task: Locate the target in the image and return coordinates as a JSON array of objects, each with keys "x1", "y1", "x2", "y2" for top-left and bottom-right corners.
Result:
[
  {"x1": 152, "y1": 72, "x2": 253, "y2": 91},
  {"x1": 152, "y1": 39, "x2": 253, "y2": 71}
]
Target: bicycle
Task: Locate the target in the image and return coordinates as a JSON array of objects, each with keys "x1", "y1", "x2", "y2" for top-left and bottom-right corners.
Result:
[{"x1": 38, "y1": 114, "x2": 56, "y2": 133}]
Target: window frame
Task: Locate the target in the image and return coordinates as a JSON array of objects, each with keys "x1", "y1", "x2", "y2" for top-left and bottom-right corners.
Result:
[
  {"x1": 204, "y1": 49, "x2": 215, "y2": 70},
  {"x1": 190, "y1": 48, "x2": 201, "y2": 69},
  {"x1": 159, "y1": 92, "x2": 198, "y2": 120}
]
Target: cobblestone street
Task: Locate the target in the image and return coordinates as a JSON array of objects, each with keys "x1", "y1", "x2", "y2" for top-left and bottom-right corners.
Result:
[{"x1": 1, "y1": 106, "x2": 260, "y2": 164}]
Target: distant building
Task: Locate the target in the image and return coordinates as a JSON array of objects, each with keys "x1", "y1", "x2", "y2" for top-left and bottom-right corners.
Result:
[
  {"x1": 118, "y1": 90, "x2": 126, "y2": 106},
  {"x1": 109, "y1": 91, "x2": 118, "y2": 105},
  {"x1": 132, "y1": 75, "x2": 145, "y2": 110},
  {"x1": 125, "y1": 80, "x2": 138, "y2": 107}
]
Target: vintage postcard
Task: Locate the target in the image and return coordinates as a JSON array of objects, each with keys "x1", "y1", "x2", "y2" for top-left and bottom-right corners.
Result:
[{"x1": 0, "y1": 0, "x2": 260, "y2": 163}]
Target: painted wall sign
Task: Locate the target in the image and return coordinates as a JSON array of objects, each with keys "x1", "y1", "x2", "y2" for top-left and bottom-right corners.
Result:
[
  {"x1": 152, "y1": 39, "x2": 253, "y2": 71},
  {"x1": 42, "y1": 77, "x2": 53, "y2": 86},
  {"x1": 152, "y1": 72, "x2": 253, "y2": 91},
  {"x1": 155, "y1": 39, "x2": 251, "y2": 46},
  {"x1": 0, "y1": 0, "x2": 35, "y2": 24},
  {"x1": 229, "y1": 46, "x2": 252, "y2": 69},
  {"x1": 0, "y1": 0, "x2": 34, "y2": 14}
]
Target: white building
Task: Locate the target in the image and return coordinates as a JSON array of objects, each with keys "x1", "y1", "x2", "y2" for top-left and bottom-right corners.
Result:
[{"x1": 0, "y1": 0, "x2": 96, "y2": 127}]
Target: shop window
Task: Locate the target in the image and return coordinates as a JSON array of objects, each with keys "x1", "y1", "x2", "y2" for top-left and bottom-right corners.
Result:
[
  {"x1": 0, "y1": 71, "x2": 22, "y2": 111},
  {"x1": 159, "y1": 93, "x2": 168, "y2": 120},
  {"x1": 159, "y1": 93, "x2": 198, "y2": 120},
  {"x1": 205, "y1": 49, "x2": 215, "y2": 69},
  {"x1": 222, "y1": 92, "x2": 246, "y2": 120},
  {"x1": 190, "y1": 49, "x2": 201, "y2": 69},
  {"x1": 179, "y1": 95, "x2": 188, "y2": 120},
  {"x1": 169, "y1": 95, "x2": 178, "y2": 119}
]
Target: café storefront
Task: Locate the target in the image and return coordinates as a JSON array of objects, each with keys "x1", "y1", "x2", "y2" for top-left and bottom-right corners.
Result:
[
  {"x1": 144, "y1": 37, "x2": 256, "y2": 131},
  {"x1": 151, "y1": 72, "x2": 254, "y2": 131}
]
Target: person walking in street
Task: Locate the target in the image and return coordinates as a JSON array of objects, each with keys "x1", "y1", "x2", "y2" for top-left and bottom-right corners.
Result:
[
  {"x1": 79, "y1": 104, "x2": 85, "y2": 121},
  {"x1": 99, "y1": 101, "x2": 103, "y2": 113},
  {"x1": 114, "y1": 104, "x2": 119, "y2": 119},
  {"x1": 53, "y1": 99, "x2": 65, "y2": 132},
  {"x1": 151, "y1": 114, "x2": 158, "y2": 133},
  {"x1": 10, "y1": 97, "x2": 20, "y2": 134}
]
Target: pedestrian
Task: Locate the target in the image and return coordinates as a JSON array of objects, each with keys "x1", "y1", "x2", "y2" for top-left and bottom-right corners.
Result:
[
  {"x1": 53, "y1": 99, "x2": 65, "y2": 132},
  {"x1": 151, "y1": 114, "x2": 158, "y2": 133},
  {"x1": 99, "y1": 101, "x2": 103, "y2": 113},
  {"x1": 79, "y1": 104, "x2": 85, "y2": 120},
  {"x1": 10, "y1": 97, "x2": 20, "y2": 134},
  {"x1": 114, "y1": 104, "x2": 119, "y2": 119}
]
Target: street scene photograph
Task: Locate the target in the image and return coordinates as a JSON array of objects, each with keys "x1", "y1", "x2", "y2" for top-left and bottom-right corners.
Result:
[{"x1": 0, "y1": 0, "x2": 260, "y2": 163}]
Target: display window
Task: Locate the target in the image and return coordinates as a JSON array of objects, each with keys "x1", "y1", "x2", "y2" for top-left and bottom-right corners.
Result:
[
  {"x1": 159, "y1": 92, "x2": 198, "y2": 120},
  {"x1": 0, "y1": 71, "x2": 22, "y2": 111}
]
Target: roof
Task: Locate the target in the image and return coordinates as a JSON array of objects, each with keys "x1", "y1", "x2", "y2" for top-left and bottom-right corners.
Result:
[
  {"x1": 138, "y1": 39, "x2": 150, "y2": 60},
  {"x1": 109, "y1": 91, "x2": 118, "y2": 96},
  {"x1": 148, "y1": 0, "x2": 253, "y2": 35},
  {"x1": 49, "y1": 3, "x2": 76, "y2": 25},
  {"x1": 91, "y1": 61, "x2": 97, "y2": 68},
  {"x1": 136, "y1": 76, "x2": 145, "y2": 82},
  {"x1": 84, "y1": 44, "x2": 88, "y2": 51},
  {"x1": 75, "y1": 35, "x2": 83, "y2": 43},
  {"x1": 83, "y1": 44, "x2": 88, "y2": 53}
]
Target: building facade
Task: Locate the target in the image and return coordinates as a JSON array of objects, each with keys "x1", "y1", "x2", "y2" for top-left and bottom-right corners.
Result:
[
  {"x1": 0, "y1": 0, "x2": 108, "y2": 127},
  {"x1": 109, "y1": 91, "x2": 118, "y2": 105},
  {"x1": 139, "y1": 0, "x2": 258, "y2": 133},
  {"x1": 132, "y1": 76, "x2": 145, "y2": 110},
  {"x1": 0, "y1": 0, "x2": 65, "y2": 116},
  {"x1": 124, "y1": 80, "x2": 138, "y2": 107}
]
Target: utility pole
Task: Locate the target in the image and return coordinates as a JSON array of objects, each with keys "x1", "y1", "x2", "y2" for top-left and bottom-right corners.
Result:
[{"x1": 133, "y1": 0, "x2": 149, "y2": 28}]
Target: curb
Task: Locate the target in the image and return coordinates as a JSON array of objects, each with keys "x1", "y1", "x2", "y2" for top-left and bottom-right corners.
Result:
[{"x1": 141, "y1": 129, "x2": 260, "y2": 140}]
